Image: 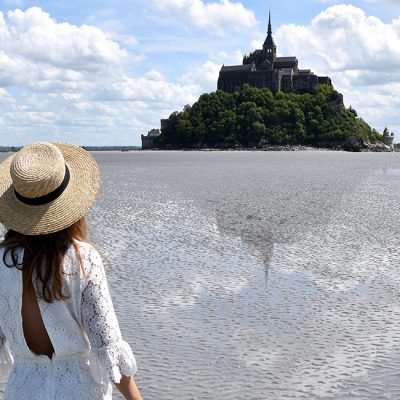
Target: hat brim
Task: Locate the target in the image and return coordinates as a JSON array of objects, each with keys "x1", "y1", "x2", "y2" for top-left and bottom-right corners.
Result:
[{"x1": 0, "y1": 143, "x2": 100, "y2": 235}]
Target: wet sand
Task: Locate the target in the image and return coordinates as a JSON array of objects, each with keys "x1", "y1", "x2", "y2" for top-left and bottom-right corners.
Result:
[{"x1": 1, "y1": 151, "x2": 400, "y2": 399}]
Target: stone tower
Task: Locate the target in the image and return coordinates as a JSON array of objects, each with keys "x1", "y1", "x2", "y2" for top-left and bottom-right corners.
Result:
[
  {"x1": 382, "y1": 127, "x2": 394, "y2": 150},
  {"x1": 263, "y1": 11, "x2": 276, "y2": 64}
]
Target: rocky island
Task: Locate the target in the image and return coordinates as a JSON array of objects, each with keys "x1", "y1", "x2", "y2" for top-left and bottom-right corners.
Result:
[
  {"x1": 154, "y1": 84, "x2": 390, "y2": 152},
  {"x1": 151, "y1": 12, "x2": 393, "y2": 152}
]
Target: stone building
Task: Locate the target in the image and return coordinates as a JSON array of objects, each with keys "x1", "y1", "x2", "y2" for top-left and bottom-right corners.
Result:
[
  {"x1": 382, "y1": 127, "x2": 394, "y2": 150},
  {"x1": 218, "y1": 12, "x2": 331, "y2": 94},
  {"x1": 141, "y1": 119, "x2": 169, "y2": 149},
  {"x1": 141, "y1": 129, "x2": 161, "y2": 149}
]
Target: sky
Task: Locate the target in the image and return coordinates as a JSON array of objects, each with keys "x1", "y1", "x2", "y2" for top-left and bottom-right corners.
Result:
[{"x1": 0, "y1": 0, "x2": 399, "y2": 145}]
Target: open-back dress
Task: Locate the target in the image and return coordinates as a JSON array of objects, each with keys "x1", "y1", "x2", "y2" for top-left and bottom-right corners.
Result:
[{"x1": 0, "y1": 241, "x2": 137, "y2": 400}]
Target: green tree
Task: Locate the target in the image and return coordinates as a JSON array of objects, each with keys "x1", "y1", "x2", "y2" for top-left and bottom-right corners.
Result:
[{"x1": 157, "y1": 84, "x2": 377, "y2": 149}]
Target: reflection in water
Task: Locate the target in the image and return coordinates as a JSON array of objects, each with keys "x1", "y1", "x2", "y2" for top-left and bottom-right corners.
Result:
[{"x1": 1, "y1": 151, "x2": 400, "y2": 399}]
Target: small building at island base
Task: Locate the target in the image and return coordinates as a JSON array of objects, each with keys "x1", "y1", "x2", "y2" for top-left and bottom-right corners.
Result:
[
  {"x1": 382, "y1": 127, "x2": 395, "y2": 150},
  {"x1": 141, "y1": 129, "x2": 160, "y2": 149},
  {"x1": 141, "y1": 119, "x2": 168, "y2": 149},
  {"x1": 217, "y1": 12, "x2": 331, "y2": 94}
]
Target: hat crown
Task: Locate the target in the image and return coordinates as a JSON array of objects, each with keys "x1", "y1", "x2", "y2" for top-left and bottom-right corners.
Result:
[{"x1": 11, "y1": 142, "x2": 66, "y2": 199}]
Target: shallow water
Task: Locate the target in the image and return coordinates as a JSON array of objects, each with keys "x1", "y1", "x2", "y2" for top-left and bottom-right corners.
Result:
[{"x1": 1, "y1": 151, "x2": 400, "y2": 399}]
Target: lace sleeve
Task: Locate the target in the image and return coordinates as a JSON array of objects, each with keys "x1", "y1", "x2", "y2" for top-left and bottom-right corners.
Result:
[
  {"x1": 81, "y1": 248, "x2": 137, "y2": 386},
  {"x1": 0, "y1": 326, "x2": 13, "y2": 376}
]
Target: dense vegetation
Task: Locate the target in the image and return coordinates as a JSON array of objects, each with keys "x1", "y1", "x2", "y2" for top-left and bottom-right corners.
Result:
[{"x1": 156, "y1": 85, "x2": 381, "y2": 149}]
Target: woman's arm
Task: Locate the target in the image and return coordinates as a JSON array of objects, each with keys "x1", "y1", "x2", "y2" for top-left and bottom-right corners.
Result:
[
  {"x1": 80, "y1": 246, "x2": 141, "y2": 399},
  {"x1": 115, "y1": 375, "x2": 143, "y2": 400}
]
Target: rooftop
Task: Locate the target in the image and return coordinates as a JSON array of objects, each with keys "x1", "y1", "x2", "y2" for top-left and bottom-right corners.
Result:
[
  {"x1": 147, "y1": 129, "x2": 161, "y2": 137},
  {"x1": 275, "y1": 57, "x2": 298, "y2": 62},
  {"x1": 221, "y1": 65, "x2": 252, "y2": 72}
]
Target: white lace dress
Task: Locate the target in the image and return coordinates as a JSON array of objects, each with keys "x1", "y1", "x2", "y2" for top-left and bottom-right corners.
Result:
[{"x1": 0, "y1": 241, "x2": 137, "y2": 400}]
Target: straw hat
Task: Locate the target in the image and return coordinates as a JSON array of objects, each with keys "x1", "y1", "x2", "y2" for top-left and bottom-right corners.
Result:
[{"x1": 0, "y1": 142, "x2": 100, "y2": 235}]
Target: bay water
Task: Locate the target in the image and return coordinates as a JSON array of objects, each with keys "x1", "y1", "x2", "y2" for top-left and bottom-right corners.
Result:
[{"x1": 1, "y1": 151, "x2": 400, "y2": 399}]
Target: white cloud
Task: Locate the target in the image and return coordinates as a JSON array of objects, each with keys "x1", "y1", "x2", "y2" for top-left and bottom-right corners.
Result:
[
  {"x1": 275, "y1": 4, "x2": 400, "y2": 135},
  {"x1": 92, "y1": 74, "x2": 198, "y2": 104},
  {"x1": 0, "y1": 7, "x2": 130, "y2": 92},
  {"x1": 0, "y1": 88, "x2": 15, "y2": 104},
  {"x1": 209, "y1": 49, "x2": 243, "y2": 65},
  {"x1": 153, "y1": 0, "x2": 257, "y2": 34},
  {"x1": 180, "y1": 50, "x2": 243, "y2": 92},
  {"x1": 276, "y1": 5, "x2": 400, "y2": 74},
  {"x1": 0, "y1": 7, "x2": 203, "y2": 145},
  {"x1": 181, "y1": 61, "x2": 221, "y2": 91},
  {"x1": 251, "y1": 39, "x2": 262, "y2": 50},
  {"x1": 6, "y1": 7, "x2": 129, "y2": 71},
  {"x1": 144, "y1": 70, "x2": 165, "y2": 81}
]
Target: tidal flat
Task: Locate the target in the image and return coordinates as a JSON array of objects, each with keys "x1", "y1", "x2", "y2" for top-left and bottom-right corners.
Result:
[{"x1": 1, "y1": 151, "x2": 400, "y2": 399}]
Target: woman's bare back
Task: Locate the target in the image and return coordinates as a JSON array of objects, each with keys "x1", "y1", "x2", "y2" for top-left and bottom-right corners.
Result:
[{"x1": 21, "y1": 269, "x2": 54, "y2": 358}]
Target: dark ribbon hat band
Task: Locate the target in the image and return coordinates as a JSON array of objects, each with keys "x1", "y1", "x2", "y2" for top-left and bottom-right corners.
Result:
[{"x1": 15, "y1": 165, "x2": 71, "y2": 206}]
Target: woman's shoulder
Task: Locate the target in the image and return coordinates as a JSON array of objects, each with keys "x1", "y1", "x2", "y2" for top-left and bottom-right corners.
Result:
[
  {"x1": 73, "y1": 240, "x2": 99, "y2": 257},
  {"x1": 70, "y1": 240, "x2": 103, "y2": 273}
]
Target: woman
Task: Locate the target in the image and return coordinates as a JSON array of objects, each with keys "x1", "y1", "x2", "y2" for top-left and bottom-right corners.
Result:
[{"x1": 0, "y1": 142, "x2": 143, "y2": 400}]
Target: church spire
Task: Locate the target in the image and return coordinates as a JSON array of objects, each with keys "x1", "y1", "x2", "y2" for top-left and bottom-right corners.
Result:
[
  {"x1": 263, "y1": 8, "x2": 276, "y2": 62},
  {"x1": 263, "y1": 8, "x2": 275, "y2": 48},
  {"x1": 268, "y1": 9, "x2": 272, "y2": 36}
]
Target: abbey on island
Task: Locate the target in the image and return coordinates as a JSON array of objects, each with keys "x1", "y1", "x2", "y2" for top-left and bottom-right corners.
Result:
[
  {"x1": 142, "y1": 11, "x2": 335, "y2": 150},
  {"x1": 217, "y1": 12, "x2": 331, "y2": 94}
]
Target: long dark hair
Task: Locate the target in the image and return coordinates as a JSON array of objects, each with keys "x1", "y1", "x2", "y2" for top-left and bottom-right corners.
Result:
[{"x1": 1, "y1": 217, "x2": 87, "y2": 303}]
